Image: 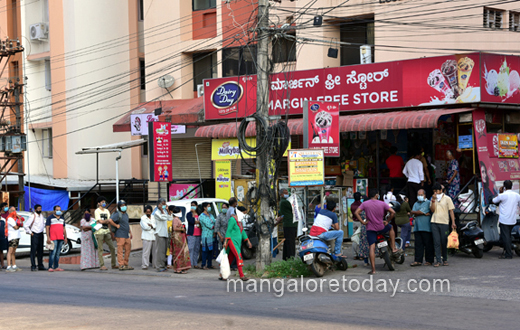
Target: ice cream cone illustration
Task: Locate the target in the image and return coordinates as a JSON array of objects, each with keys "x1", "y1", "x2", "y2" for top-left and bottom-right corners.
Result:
[
  {"x1": 428, "y1": 69, "x2": 453, "y2": 99},
  {"x1": 315, "y1": 111, "x2": 333, "y2": 144},
  {"x1": 441, "y1": 59, "x2": 460, "y2": 98},
  {"x1": 457, "y1": 57, "x2": 474, "y2": 92}
]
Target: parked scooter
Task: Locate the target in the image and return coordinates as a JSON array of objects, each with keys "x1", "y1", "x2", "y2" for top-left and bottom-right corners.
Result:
[
  {"x1": 241, "y1": 211, "x2": 258, "y2": 260},
  {"x1": 374, "y1": 201, "x2": 405, "y2": 271},
  {"x1": 298, "y1": 228, "x2": 348, "y2": 277},
  {"x1": 511, "y1": 221, "x2": 520, "y2": 256},
  {"x1": 481, "y1": 204, "x2": 519, "y2": 254},
  {"x1": 453, "y1": 209, "x2": 485, "y2": 258}
]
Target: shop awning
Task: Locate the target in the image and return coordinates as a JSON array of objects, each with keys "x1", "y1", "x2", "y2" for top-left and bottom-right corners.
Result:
[
  {"x1": 194, "y1": 108, "x2": 473, "y2": 138},
  {"x1": 112, "y1": 98, "x2": 204, "y2": 133}
]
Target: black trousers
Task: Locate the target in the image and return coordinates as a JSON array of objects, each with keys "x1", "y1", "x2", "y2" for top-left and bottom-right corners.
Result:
[
  {"x1": 30, "y1": 232, "x2": 45, "y2": 268},
  {"x1": 407, "y1": 182, "x2": 422, "y2": 207},
  {"x1": 414, "y1": 231, "x2": 435, "y2": 264},
  {"x1": 283, "y1": 226, "x2": 297, "y2": 261},
  {"x1": 499, "y1": 223, "x2": 514, "y2": 258}
]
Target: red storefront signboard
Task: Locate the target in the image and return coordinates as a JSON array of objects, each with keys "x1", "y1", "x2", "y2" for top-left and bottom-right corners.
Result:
[
  {"x1": 204, "y1": 52, "x2": 488, "y2": 120},
  {"x1": 473, "y1": 110, "x2": 520, "y2": 205},
  {"x1": 480, "y1": 53, "x2": 520, "y2": 104},
  {"x1": 303, "y1": 101, "x2": 340, "y2": 157},
  {"x1": 148, "y1": 121, "x2": 172, "y2": 182}
]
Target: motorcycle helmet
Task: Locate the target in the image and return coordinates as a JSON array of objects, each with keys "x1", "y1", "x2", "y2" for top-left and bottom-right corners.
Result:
[{"x1": 389, "y1": 200, "x2": 401, "y2": 213}]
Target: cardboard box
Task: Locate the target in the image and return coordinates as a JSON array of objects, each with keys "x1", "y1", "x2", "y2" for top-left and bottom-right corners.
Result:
[
  {"x1": 343, "y1": 170, "x2": 354, "y2": 187},
  {"x1": 325, "y1": 165, "x2": 341, "y2": 176}
]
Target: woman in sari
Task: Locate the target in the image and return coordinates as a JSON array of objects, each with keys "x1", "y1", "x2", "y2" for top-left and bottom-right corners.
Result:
[
  {"x1": 80, "y1": 208, "x2": 99, "y2": 270},
  {"x1": 169, "y1": 206, "x2": 191, "y2": 274},
  {"x1": 220, "y1": 210, "x2": 252, "y2": 281},
  {"x1": 446, "y1": 150, "x2": 461, "y2": 208}
]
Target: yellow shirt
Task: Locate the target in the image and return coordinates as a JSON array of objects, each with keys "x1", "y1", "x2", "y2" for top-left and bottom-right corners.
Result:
[
  {"x1": 94, "y1": 208, "x2": 111, "y2": 235},
  {"x1": 431, "y1": 194, "x2": 455, "y2": 225}
]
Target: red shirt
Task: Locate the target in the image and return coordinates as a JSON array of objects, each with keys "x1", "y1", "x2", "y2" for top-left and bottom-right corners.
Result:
[{"x1": 386, "y1": 154, "x2": 405, "y2": 178}]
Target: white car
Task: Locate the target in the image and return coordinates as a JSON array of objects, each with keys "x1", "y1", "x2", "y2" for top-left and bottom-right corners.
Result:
[{"x1": 13, "y1": 211, "x2": 81, "y2": 256}]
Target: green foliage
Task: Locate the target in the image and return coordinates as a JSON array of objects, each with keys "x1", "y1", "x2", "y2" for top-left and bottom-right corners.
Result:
[{"x1": 242, "y1": 258, "x2": 312, "y2": 278}]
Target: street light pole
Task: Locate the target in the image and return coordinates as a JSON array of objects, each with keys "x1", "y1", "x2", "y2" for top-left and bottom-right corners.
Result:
[{"x1": 256, "y1": 0, "x2": 271, "y2": 270}]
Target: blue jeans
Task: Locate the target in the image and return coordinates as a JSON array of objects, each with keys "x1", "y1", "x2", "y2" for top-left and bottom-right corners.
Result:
[
  {"x1": 318, "y1": 230, "x2": 344, "y2": 255},
  {"x1": 201, "y1": 242, "x2": 213, "y2": 268},
  {"x1": 271, "y1": 237, "x2": 279, "y2": 258},
  {"x1": 399, "y1": 223, "x2": 412, "y2": 244},
  {"x1": 49, "y1": 240, "x2": 64, "y2": 269}
]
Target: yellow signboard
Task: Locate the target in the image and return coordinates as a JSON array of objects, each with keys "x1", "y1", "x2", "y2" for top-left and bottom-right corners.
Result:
[
  {"x1": 288, "y1": 149, "x2": 325, "y2": 187},
  {"x1": 215, "y1": 160, "x2": 232, "y2": 200},
  {"x1": 211, "y1": 138, "x2": 290, "y2": 160}
]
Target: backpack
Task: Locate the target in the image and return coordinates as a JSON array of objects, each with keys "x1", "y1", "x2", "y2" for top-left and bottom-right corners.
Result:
[{"x1": 110, "y1": 210, "x2": 122, "y2": 234}]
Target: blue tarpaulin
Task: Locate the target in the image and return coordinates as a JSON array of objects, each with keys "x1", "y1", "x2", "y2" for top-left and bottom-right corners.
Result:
[{"x1": 24, "y1": 186, "x2": 69, "y2": 212}]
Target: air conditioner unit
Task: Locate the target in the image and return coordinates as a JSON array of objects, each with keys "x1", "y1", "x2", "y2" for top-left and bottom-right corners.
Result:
[
  {"x1": 360, "y1": 45, "x2": 372, "y2": 64},
  {"x1": 197, "y1": 84, "x2": 204, "y2": 98},
  {"x1": 30, "y1": 23, "x2": 48, "y2": 40}
]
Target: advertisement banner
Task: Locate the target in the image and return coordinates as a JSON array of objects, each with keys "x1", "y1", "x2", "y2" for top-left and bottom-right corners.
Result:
[
  {"x1": 211, "y1": 138, "x2": 290, "y2": 160},
  {"x1": 480, "y1": 53, "x2": 520, "y2": 104},
  {"x1": 204, "y1": 52, "x2": 483, "y2": 120},
  {"x1": 169, "y1": 184, "x2": 200, "y2": 201},
  {"x1": 498, "y1": 133, "x2": 518, "y2": 158},
  {"x1": 288, "y1": 149, "x2": 325, "y2": 187},
  {"x1": 132, "y1": 114, "x2": 185, "y2": 136},
  {"x1": 215, "y1": 160, "x2": 232, "y2": 200},
  {"x1": 148, "y1": 122, "x2": 172, "y2": 182},
  {"x1": 303, "y1": 100, "x2": 340, "y2": 157}
]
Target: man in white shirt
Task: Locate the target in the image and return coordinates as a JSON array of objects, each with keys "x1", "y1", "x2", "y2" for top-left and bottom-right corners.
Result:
[
  {"x1": 492, "y1": 180, "x2": 520, "y2": 259},
  {"x1": 140, "y1": 205, "x2": 156, "y2": 270},
  {"x1": 153, "y1": 198, "x2": 173, "y2": 272},
  {"x1": 403, "y1": 151, "x2": 425, "y2": 207},
  {"x1": 23, "y1": 204, "x2": 47, "y2": 271}
]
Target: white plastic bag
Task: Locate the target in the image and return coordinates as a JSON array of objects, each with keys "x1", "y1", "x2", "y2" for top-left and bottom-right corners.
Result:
[
  {"x1": 218, "y1": 249, "x2": 231, "y2": 279},
  {"x1": 351, "y1": 226, "x2": 361, "y2": 245}
]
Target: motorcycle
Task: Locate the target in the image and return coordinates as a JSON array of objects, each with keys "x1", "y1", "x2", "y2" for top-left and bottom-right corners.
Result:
[
  {"x1": 298, "y1": 228, "x2": 348, "y2": 277},
  {"x1": 453, "y1": 209, "x2": 485, "y2": 258},
  {"x1": 481, "y1": 204, "x2": 519, "y2": 254},
  {"x1": 511, "y1": 221, "x2": 520, "y2": 256},
  {"x1": 241, "y1": 212, "x2": 258, "y2": 260},
  {"x1": 374, "y1": 232, "x2": 404, "y2": 271}
]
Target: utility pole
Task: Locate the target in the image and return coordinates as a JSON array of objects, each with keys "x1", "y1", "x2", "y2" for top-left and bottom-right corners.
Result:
[
  {"x1": 256, "y1": 0, "x2": 272, "y2": 270},
  {"x1": 14, "y1": 85, "x2": 24, "y2": 210}
]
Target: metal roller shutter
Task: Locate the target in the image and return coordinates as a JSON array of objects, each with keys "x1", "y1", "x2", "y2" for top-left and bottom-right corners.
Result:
[{"x1": 171, "y1": 138, "x2": 212, "y2": 179}]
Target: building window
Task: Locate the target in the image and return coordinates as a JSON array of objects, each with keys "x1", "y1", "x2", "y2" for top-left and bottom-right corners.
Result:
[
  {"x1": 193, "y1": 52, "x2": 217, "y2": 91},
  {"x1": 222, "y1": 46, "x2": 257, "y2": 77},
  {"x1": 340, "y1": 17, "x2": 375, "y2": 66},
  {"x1": 42, "y1": 128, "x2": 52, "y2": 158},
  {"x1": 193, "y1": 0, "x2": 216, "y2": 11},
  {"x1": 272, "y1": 33, "x2": 296, "y2": 63},
  {"x1": 484, "y1": 8, "x2": 504, "y2": 29},
  {"x1": 138, "y1": 0, "x2": 144, "y2": 21},
  {"x1": 510, "y1": 12, "x2": 520, "y2": 31},
  {"x1": 44, "y1": 60, "x2": 51, "y2": 91},
  {"x1": 140, "y1": 59, "x2": 145, "y2": 90}
]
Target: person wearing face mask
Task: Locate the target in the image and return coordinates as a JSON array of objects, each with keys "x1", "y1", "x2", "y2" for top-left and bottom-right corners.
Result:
[
  {"x1": 153, "y1": 198, "x2": 172, "y2": 272},
  {"x1": 277, "y1": 188, "x2": 297, "y2": 261},
  {"x1": 80, "y1": 208, "x2": 99, "y2": 270},
  {"x1": 430, "y1": 183, "x2": 456, "y2": 267},
  {"x1": 6, "y1": 206, "x2": 22, "y2": 272},
  {"x1": 410, "y1": 189, "x2": 434, "y2": 267},
  {"x1": 186, "y1": 201, "x2": 201, "y2": 269},
  {"x1": 140, "y1": 205, "x2": 156, "y2": 270},
  {"x1": 0, "y1": 203, "x2": 10, "y2": 269},
  {"x1": 94, "y1": 196, "x2": 117, "y2": 270},
  {"x1": 198, "y1": 202, "x2": 216, "y2": 270},
  {"x1": 45, "y1": 205, "x2": 68, "y2": 272},
  {"x1": 23, "y1": 204, "x2": 47, "y2": 271},
  {"x1": 214, "y1": 203, "x2": 230, "y2": 251},
  {"x1": 110, "y1": 200, "x2": 133, "y2": 271}
]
